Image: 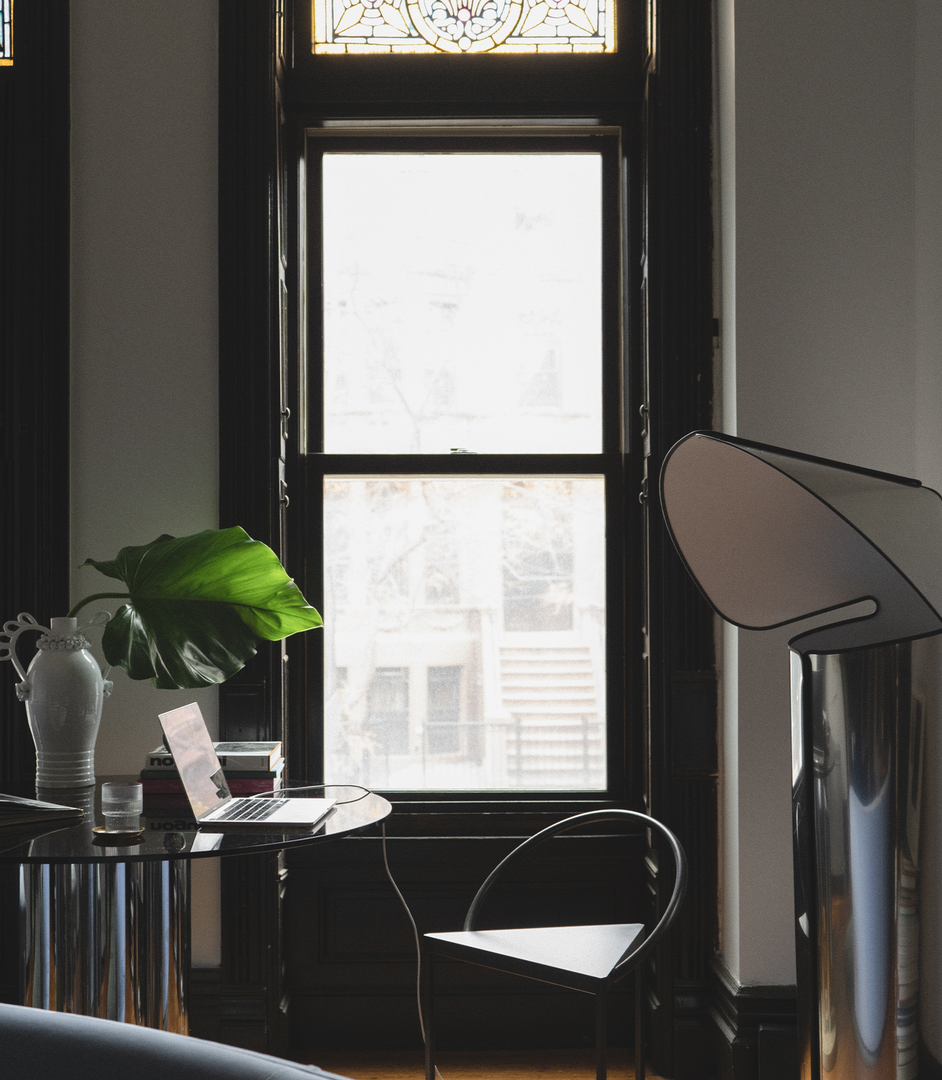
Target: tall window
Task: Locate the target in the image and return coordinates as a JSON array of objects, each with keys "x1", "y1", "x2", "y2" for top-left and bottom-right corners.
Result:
[
  {"x1": 221, "y1": 5, "x2": 713, "y2": 1061},
  {"x1": 1, "y1": 0, "x2": 12, "y2": 65},
  {"x1": 287, "y1": 0, "x2": 644, "y2": 802},
  {"x1": 306, "y1": 129, "x2": 627, "y2": 793}
]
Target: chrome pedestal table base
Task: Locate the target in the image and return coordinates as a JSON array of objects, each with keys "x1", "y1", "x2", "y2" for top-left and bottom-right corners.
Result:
[
  {"x1": 4, "y1": 782, "x2": 392, "y2": 1034},
  {"x1": 20, "y1": 858, "x2": 189, "y2": 1031}
]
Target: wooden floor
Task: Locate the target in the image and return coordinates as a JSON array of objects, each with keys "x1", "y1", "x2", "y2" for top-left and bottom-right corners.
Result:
[{"x1": 296, "y1": 1048, "x2": 645, "y2": 1079}]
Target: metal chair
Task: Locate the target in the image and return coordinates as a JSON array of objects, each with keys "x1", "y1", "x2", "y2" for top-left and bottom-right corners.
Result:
[{"x1": 423, "y1": 809, "x2": 688, "y2": 1080}]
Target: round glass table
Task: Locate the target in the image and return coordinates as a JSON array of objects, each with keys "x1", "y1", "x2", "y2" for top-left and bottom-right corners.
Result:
[{"x1": 0, "y1": 782, "x2": 392, "y2": 1034}]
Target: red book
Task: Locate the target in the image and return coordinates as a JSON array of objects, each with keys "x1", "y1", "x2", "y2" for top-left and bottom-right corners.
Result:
[
  {"x1": 141, "y1": 776, "x2": 281, "y2": 795},
  {"x1": 142, "y1": 793, "x2": 196, "y2": 811},
  {"x1": 142, "y1": 776, "x2": 283, "y2": 810}
]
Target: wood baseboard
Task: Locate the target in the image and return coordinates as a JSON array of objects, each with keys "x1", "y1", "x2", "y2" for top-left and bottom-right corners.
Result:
[{"x1": 709, "y1": 958, "x2": 798, "y2": 1080}]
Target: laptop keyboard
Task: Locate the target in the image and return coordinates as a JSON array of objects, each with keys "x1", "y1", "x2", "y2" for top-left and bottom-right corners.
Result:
[{"x1": 219, "y1": 797, "x2": 285, "y2": 822}]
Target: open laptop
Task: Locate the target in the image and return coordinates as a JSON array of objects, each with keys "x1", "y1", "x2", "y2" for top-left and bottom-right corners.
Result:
[{"x1": 158, "y1": 703, "x2": 335, "y2": 829}]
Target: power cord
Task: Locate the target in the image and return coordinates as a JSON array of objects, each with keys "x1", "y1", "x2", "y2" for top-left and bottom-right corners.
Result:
[
  {"x1": 250, "y1": 782, "x2": 373, "y2": 805},
  {"x1": 381, "y1": 818, "x2": 446, "y2": 1080},
  {"x1": 252, "y1": 784, "x2": 445, "y2": 1077}
]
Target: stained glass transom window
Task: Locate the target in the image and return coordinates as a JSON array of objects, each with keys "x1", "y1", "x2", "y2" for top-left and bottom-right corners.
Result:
[
  {"x1": 312, "y1": 0, "x2": 615, "y2": 53},
  {"x1": 0, "y1": 0, "x2": 12, "y2": 66}
]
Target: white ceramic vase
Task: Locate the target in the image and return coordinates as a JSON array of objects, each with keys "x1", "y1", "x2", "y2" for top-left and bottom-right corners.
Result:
[{"x1": 1, "y1": 614, "x2": 113, "y2": 788}]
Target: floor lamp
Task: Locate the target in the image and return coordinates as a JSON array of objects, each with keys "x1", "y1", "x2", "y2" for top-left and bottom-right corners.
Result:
[{"x1": 660, "y1": 431, "x2": 942, "y2": 1080}]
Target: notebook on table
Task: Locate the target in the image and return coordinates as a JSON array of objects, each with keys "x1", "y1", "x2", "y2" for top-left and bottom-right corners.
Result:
[{"x1": 158, "y1": 703, "x2": 335, "y2": 829}]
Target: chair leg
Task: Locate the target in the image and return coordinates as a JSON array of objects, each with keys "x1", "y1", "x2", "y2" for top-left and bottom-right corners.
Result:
[
  {"x1": 424, "y1": 948, "x2": 436, "y2": 1080},
  {"x1": 634, "y1": 966, "x2": 644, "y2": 1080},
  {"x1": 595, "y1": 990, "x2": 607, "y2": 1080}
]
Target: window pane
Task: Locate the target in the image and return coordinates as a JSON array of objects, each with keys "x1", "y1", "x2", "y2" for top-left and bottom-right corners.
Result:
[
  {"x1": 367, "y1": 668, "x2": 410, "y2": 753},
  {"x1": 0, "y1": 0, "x2": 11, "y2": 65},
  {"x1": 427, "y1": 666, "x2": 462, "y2": 753},
  {"x1": 323, "y1": 477, "x2": 606, "y2": 790},
  {"x1": 322, "y1": 153, "x2": 603, "y2": 454},
  {"x1": 312, "y1": 0, "x2": 615, "y2": 54}
]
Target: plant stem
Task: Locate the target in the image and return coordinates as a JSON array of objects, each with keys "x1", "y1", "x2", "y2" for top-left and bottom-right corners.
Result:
[{"x1": 67, "y1": 593, "x2": 131, "y2": 620}]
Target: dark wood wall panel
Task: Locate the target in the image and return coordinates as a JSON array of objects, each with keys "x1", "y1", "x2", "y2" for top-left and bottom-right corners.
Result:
[
  {"x1": 641, "y1": 1, "x2": 716, "y2": 1076},
  {"x1": 285, "y1": 834, "x2": 643, "y2": 1051},
  {"x1": 0, "y1": 1, "x2": 71, "y2": 788},
  {"x1": 0, "y1": 1, "x2": 70, "y2": 1006},
  {"x1": 189, "y1": 852, "x2": 289, "y2": 1052},
  {"x1": 213, "y1": 3, "x2": 289, "y2": 1054}
]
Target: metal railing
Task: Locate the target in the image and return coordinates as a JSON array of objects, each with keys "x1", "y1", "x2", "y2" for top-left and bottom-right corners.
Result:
[{"x1": 419, "y1": 714, "x2": 603, "y2": 787}]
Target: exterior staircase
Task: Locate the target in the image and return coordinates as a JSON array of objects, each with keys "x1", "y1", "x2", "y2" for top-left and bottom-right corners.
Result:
[{"x1": 499, "y1": 644, "x2": 604, "y2": 788}]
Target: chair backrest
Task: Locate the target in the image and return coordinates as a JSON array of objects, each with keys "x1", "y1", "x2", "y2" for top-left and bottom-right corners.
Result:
[{"x1": 463, "y1": 809, "x2": 688, "y2": 976}]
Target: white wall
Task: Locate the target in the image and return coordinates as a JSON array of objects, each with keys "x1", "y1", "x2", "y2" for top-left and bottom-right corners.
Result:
[
  {"x1": 70, "y1": 0, "x2": 220, "y2": 766},
  {"x1": 717, "y1": 0, "x2": 942, "y2": 985},
  {"x1": 70, "y1": 0, "x2": 220, "y2": 965},
  {"x1": 914, "y1": 0, "x2": 942, "y2": 495}
]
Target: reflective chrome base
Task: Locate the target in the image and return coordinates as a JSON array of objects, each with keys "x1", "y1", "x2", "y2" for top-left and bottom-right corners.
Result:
[
  {"x1": 19, "y1": 859, "x2": 189, "y2": 1032},
  {"x1": 793, "y1": 636, "x2": 942, "y2": 1080}
]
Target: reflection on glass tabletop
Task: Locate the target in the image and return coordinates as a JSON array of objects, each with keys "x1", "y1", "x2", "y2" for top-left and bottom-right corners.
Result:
[{"x1": 0, "y1": 782, "x2": 392, "y2": 864}]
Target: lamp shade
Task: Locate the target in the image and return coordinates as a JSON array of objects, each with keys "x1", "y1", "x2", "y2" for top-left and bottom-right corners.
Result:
[{"x1": 659, "y1": 431, "x2": 942, "y2": 654}]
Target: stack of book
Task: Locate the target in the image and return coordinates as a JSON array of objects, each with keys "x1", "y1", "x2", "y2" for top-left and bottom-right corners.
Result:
[{"x1": 140, "y1": 741, "x2": 284, "y2": 809}]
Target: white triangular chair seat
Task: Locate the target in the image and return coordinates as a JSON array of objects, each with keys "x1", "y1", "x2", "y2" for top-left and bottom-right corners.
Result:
[
  {"x1": 422, "y1": 811, "x2": 688, "y2": 1080},
  {"x1": 427, "y1": 922, "x2": 644, "y2": 982}
]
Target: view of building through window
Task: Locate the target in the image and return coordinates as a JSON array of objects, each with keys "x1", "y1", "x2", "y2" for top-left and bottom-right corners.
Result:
[
  {"x1": 318, "y1": 146, "x2": 608, "y2": 791},
  {"x1": 324, "y1": 478, "x2": 606, "y2": 789},
  {"x1": 322, "y1": 152, "x2": 602, "y2": 455},
  {"x1": 311, "y1": 0, "x2": 615, "y2": 54}
]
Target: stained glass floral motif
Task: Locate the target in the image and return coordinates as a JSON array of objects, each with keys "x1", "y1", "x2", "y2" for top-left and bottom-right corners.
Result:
[
  {"x1": 0, "y1": 0, "x2": 11, "y2": 66},
  {"x1": 313, "y1": 0, "x2": 614, "y2": 53}
]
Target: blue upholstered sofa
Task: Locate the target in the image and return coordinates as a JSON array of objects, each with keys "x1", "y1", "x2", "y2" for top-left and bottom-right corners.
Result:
[{"x1": 0, "y1": 1004, "x2": 353, "y2": 1080}]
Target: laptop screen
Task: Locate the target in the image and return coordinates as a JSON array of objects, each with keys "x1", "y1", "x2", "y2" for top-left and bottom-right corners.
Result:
[{"x1": 158, "y1": 703, "x2": 233, "y2": 819}]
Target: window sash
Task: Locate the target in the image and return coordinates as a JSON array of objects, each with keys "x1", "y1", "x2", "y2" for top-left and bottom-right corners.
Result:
[
  {"x1": 296, "y1": 126, "x2": 633, "y2": 799},
  {"x1": 318, "y1": 147, "x2": 606, "y2": 455},
  {"x1": 322, "y1": 472, "x2": 609, "y2": 791},
  {"x1": 303, "y1": 129, "x2": 625, "y2": 456}
]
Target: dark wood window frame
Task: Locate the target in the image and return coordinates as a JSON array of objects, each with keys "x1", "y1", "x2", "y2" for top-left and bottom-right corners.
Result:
[
  {"x1": 220, "y1": 0, "x2": 718, "y2": 1072},
  {"x1": 279, "y1": 0, "x2": 649, "y2": 823},
  {"x1": 298, "y1": 124, "x2": 633, "y2": 807}
]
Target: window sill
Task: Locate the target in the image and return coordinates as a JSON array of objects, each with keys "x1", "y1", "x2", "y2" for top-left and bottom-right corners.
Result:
[{"x1": 366, "y1": 796, "x2": 635, "y2": 838}]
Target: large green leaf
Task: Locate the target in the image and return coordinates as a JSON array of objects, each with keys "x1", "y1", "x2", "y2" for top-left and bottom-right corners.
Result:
[{"x1": 82, "y1": 528, "x2": 322, "y2": 689}]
